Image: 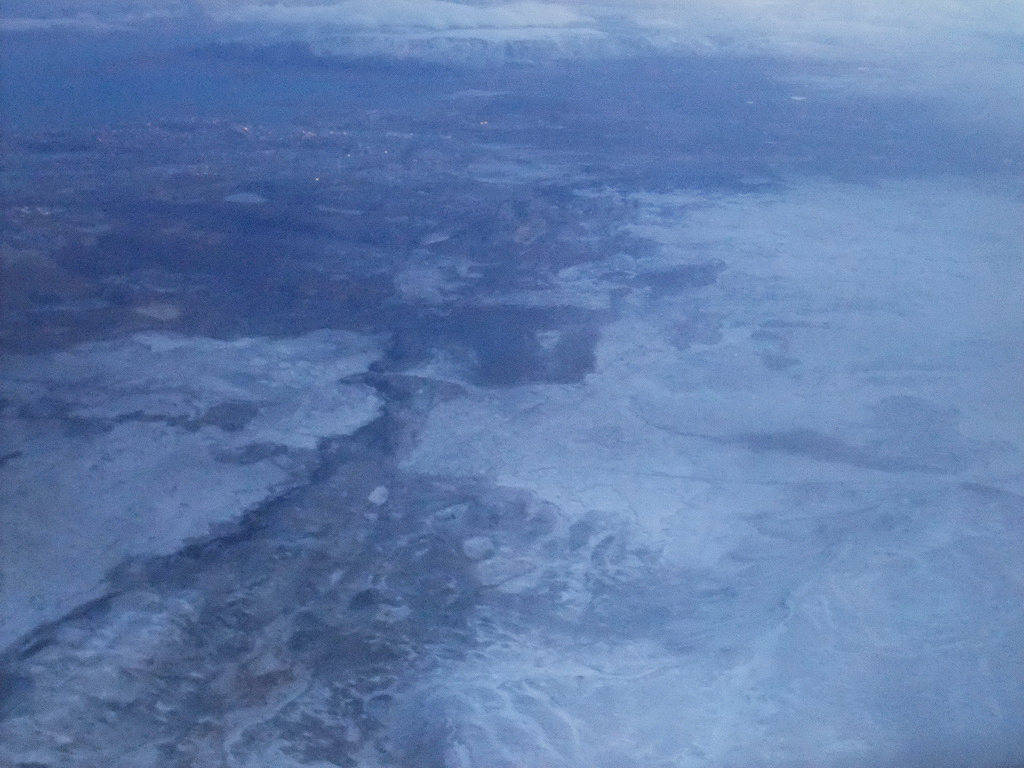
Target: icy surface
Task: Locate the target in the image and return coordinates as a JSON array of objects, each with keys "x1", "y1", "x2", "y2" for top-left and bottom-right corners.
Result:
[
  {"x1": 2, "y1": 173, "x2": 1022, "y2": 768},
  {"x1": 0, "y1": 331, "x2": 382, "y2": 646},
  {"x1": 403, "y1": 179, "x2": 1024, "y2": 764}
]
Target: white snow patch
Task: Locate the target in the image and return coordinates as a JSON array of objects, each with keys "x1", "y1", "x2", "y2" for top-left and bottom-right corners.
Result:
[{"x1": 0, "y1": 330, "x2": 383, "y2": 649}]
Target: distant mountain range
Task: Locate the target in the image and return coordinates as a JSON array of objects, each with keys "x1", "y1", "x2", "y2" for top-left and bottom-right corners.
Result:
[{"x1": 193, "y1": 29, "x2": 734, "y2": 68}]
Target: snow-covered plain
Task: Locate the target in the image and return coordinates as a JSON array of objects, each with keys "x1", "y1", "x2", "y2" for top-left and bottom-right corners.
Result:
[
  {"x1": 0, "y1": 331, "x2": 382, "y2": 647},
  {"x1": 400, "y1": 178, "x2": 1024, "y2": 765}
]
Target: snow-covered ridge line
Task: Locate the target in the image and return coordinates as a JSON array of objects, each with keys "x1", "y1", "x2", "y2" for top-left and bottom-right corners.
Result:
[{"x1": 5, "y1": 0, "x2": 1023, "y2": 56}]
